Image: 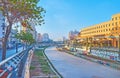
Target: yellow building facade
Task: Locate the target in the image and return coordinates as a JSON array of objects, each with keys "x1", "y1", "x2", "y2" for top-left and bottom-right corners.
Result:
[{"x1": 78, "y1": 13, "x2": 120, "y2": 48}]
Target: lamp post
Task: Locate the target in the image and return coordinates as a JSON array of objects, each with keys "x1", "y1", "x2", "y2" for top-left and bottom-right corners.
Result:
[
  {"x1": 86, "y1": 38, "x2": 88, "y2": 51},
  {"x1": 119, "y1": 34, "x2": 120, "y2": 60},
  {"x1": 73, "y1": 39, "x2": 77, "y2": 52},
  {"x1": 89, "y1": 37, "x2": 92, "y2": 53},
  {"x1": 15, "y1": 25, "x2": 19, "y2": 53},
  {"x1": 118, "y1": 33, "x2": 120, "y2": 52},
  {"x1": 16, "y1": 40, "x2": 18, "y2": 53}
]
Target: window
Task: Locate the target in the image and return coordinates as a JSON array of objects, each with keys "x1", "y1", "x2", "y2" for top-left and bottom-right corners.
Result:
[
  {"x1": 112, "y1": 28, "x2": 114, "y2": 30},
  {"x1": 2, "y1": 18, "x2": 5, "y2": 21},
  {"x1": 2, "y1": 27, "x2": 5, "y2": 30},
  {"x1": 112, "y1": 18, "x2": 114, "y2": 21},
  {"x1": 115, "y1": 17, "x2": 117, "y2": 20},
  {"x1": 112, "y1": 23, "x2": 114, "y2": 26},
  {"x1": 116, "y1": 22, "x2": 118, "y2": 26},
  {"x1": 2, "y1": 32, "x2": 5, "y2": 35}
]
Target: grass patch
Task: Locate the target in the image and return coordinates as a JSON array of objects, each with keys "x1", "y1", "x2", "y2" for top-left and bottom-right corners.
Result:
[
  {"x1": 38, "y1": 46, "x2": 49, "y2": 49},
  {"x1": 34, "y1": 48, "x2": 53, "y2": 74},
  {"x1": 41, "y1": 64, "x2": 52, "y2": 74},
  {"x1": 30, "y1": 66, "x2": 35, "y2": 70}
]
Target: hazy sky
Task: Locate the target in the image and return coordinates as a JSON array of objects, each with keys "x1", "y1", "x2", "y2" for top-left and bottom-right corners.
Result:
[{"x1": 36, "y1": 0, "x2": 120, "y2": 41}]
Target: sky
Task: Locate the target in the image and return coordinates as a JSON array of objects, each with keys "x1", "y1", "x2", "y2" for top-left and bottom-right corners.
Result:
[{"x1": 36, "y1": 0, "x2": 120, "y2": 41}]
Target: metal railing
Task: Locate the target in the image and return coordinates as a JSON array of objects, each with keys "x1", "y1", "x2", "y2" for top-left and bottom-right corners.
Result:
[{"x1": 0, "y1": 47, "x2": 32, "y2": 78}]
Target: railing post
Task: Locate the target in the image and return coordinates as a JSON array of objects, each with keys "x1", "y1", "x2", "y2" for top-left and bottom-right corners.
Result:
[
  {"x1": 18, "y1": 58, "x2": 24, "y2": 77},
  {"x1": 18, "y1": 48, "x2": 30, "y2": 78},
  {"x1": 16, "y1": 43, "x2": 18, "y2": 53}
]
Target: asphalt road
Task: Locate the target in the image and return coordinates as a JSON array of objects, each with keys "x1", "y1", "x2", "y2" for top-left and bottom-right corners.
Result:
[
  {"x1": 45, "y1": 47, "x2": 120, "y2": 78},
  {"x1": 0, "y1": 47, "x2": 23, "y2": 61}
]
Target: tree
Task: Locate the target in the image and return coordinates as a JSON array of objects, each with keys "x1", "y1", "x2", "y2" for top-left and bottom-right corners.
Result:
[
  {"x1": 15, "y1": 31, "x2": 35, "y2": 48},
  {"x1": 72, "y1": 39, "x2": 77, "y2": 51},
  {"x1": 0, "y1": 0, "x2": 45, "y2": 60}
]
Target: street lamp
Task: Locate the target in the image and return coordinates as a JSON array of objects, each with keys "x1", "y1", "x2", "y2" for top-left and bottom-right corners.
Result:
[
  {"x1": 89, "y1": 37, "x2": 92, "y2": 53},
  {"x1": 15, "y1": 25, "x2": 19, "y2": 53},
  {"x1": 15, "y1": 34, "x2": 19, "y2": 53},
  {"x1": 16, "y1": 41, "x2": 18, "y2": 53},
  {"x1": 118, "y1": 33, "x2": 120, "y2": 52},
  {"x1": 118, "y1": 33, "x2": 120, "y2": 60}
]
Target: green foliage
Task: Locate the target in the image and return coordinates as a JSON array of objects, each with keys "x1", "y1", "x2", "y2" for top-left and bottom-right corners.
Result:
[
  {"x1": 15, "y1": 31, "x2": 35, "y2": 44},
  {"x1": 30, "y1": 66, "x2": 35, "y2": 70},
  {"x1": 0, "y1": 0, "x2": 45, "y2": 25},
  {"x1": 0, "y1": 0, "x2": 45, "y2": 60}
]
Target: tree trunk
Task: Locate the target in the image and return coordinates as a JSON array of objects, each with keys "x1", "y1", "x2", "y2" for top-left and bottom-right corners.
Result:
[
  {"x1": 2, "y1": 38, "x2": 7, "y2": 60},
  {"x1": 2, "y1": 23, "x2": 12, "y2": 60}
]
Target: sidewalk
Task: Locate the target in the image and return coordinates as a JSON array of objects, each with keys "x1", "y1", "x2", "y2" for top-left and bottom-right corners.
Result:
[{"x1": 60, "y1": 48, "x2": 120, "y2": 70}]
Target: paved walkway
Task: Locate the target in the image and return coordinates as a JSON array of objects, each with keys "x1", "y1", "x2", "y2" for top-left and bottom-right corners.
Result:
[{"x1": 45, "y1": 47, "x2": 120, "y2": 78}]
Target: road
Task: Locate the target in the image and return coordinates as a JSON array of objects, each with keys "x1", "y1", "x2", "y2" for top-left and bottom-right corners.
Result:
[
  {"x1": 0, "y1": 46, "x2": 23, "y2": 61},
  {"x1": 45, "y1": 47, "x2": 120, "y2": 78}
]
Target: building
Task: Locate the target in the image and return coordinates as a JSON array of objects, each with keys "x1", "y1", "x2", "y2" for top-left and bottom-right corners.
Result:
[
  {"x1": 63, "y1": 36, "x2": 67, "y2": 42},
  {"x1": 0, "y1": 12, "x2": 18, "y2": 49},
  {"x1": 37, "y1": 33, "x2": 53, "y2": 43},
  {"x1": 7, "y1": 29, "x2": 18, "y2": 48},
  {"x1": 37, "y1": 33, "x2": 42, "y2": 42},
  {"x1": 69, "y1": 30, "x2": 79, "y2": 40},
  {"x1": 42, "y1": 33, "x2": 50, "y2": 42},
  {"x1": 78, "y1": 13, "x2": 120, "y2": 48},
  {"x1": 77, "y1": 13, "x2": 120, "y2": 61},
  {"x1": 0, "y1": 12, "x2": 5, "y2": 49},
  {"x1": 29, "y1": 25, "x2": 37, "y2": 42},
  {"x1": 64, "y1": 30, "x2": 79, "y2": 52}
]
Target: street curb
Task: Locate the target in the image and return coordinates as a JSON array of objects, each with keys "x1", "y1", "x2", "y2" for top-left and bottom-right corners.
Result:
[
  {"x1": 24, "y1": 49, "x2": 34, "y2": 78},
  {"x1": 43, "y1": 48, "x2": 63, "y2": 78},
  {"x1": 64, "y1": 50, "x2": 120, "y2": 70}
]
